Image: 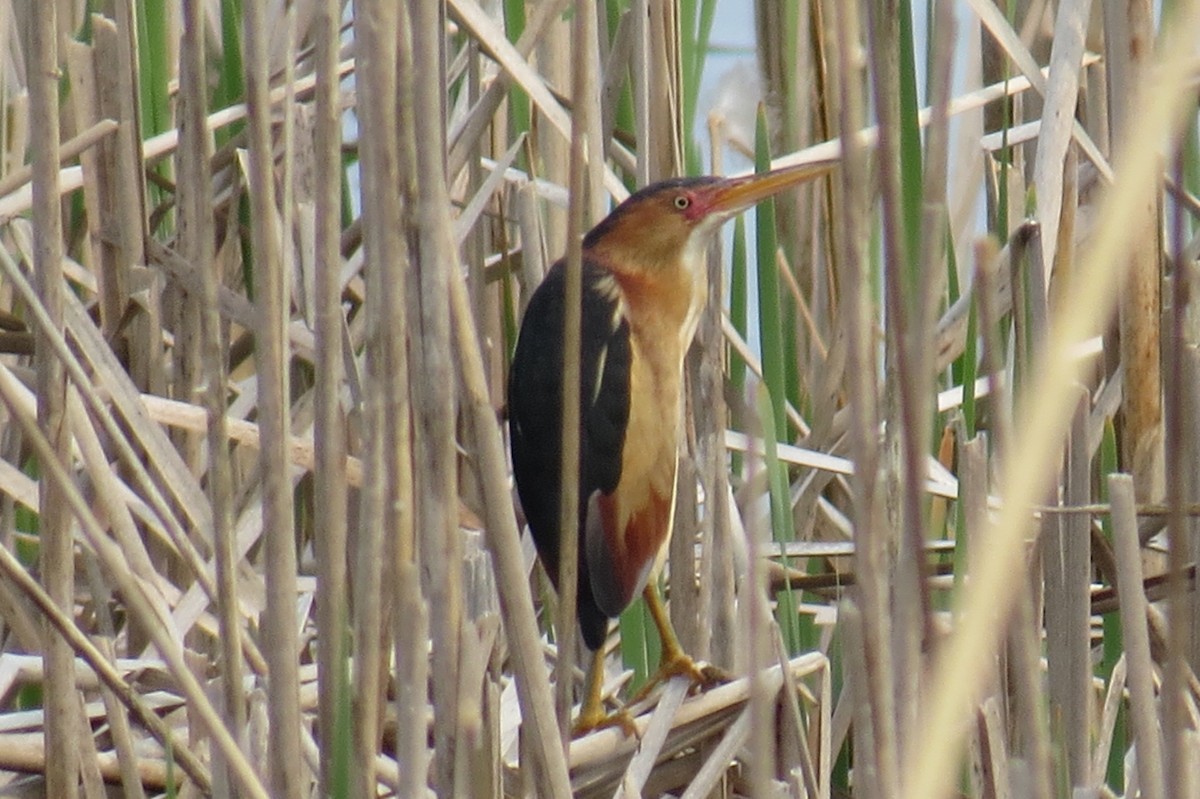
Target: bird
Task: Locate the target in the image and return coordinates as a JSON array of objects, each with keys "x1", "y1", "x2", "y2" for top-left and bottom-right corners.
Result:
[{"x1": 507, "y1": 161, "x2": 834, "y2": 734}]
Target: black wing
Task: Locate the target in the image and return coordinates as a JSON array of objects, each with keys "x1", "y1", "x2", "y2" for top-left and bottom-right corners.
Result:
[{"x1": 508, "y1": 258, "x2": 631, "y2": 650}]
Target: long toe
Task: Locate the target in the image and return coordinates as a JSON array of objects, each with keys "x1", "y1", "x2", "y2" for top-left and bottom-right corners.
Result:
[
  {"x1": 661, "y1": 652, "x2": 729, "y2": 687},
  {"x1": 572, "y1": 706, "x2": 639, "y2": 739},
  {"x1": 631, "y1": 653, "x2": 730, "y2": 705}
]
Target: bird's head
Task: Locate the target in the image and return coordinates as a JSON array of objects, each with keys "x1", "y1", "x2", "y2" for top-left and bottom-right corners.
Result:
[{"x1": 583, "y1": 161, "x2": 835, "y2": 281}]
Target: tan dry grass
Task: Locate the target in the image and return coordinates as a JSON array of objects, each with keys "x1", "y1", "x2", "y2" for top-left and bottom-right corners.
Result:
[{"x1": 0, "y1": 1, "x2": 1197, "y2": 797}]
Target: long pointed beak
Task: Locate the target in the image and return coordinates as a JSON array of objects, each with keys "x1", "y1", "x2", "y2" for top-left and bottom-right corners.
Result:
[{"x1": 704, "y1": 160, "x2": 836, "y2": 217}]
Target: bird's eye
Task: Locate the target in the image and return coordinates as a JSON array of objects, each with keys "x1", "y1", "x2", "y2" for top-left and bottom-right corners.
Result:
[{"x1": 673, "y1": 195, "x2": 691, "y2": 210}]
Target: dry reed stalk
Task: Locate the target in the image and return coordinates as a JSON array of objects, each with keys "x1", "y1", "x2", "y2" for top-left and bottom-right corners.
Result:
[
  {"x1": 1043, "y1": 385, "x2": 1092, "y2": 787},
  {"x1": 866, "y1": 0, "x2": 930, "y2": 770},
  {"x1": 1164, "y1": 51, "x2": 1200, "y2": 798},
  {"x1": 834, "y1": 1, "x2": 897, "y2": 794},
  {"x1": 1105, "y1": 0, "x2": 1164, "y2": 503},
  {"x1": 1007, "y1": 564, "x2": 1054, "y2": 799},
  {"x1": 612, "y1": 676, "x2": 689, "y2": 798},
  {"x1": 757, "y1": 2, "x2": 819, "y2": 288},
  {"x1": 63, "y1": 390, "x2": 159, "y2": 593},
  {"x1": 970, "y1": 697, "x2": 1013, "y2": 798},
  {"x1": 0, "y1": 244, "x2": 233, "y2": 632},
  {"x1": 905, "y1": 0, "x2": 956, "y2": 763},
  {"x1": 671, "y1": 421, "x2": 701, "y2": 661},
  {"x1": 69, "y1": 617, "x2": 110, "y2": 798},
  {"x1": 958, "y1": 430, "x2": 987, "y2": 581},
  {"x1": 312, "y1": 0, "x2": 350, "y2": 793},
  {"x1": 394, "y1": 561, "x2": 430, "y2": 799},
  {"x1": 567, "y1": 653, "x2": 827, "y2": 776},
  {"x1": 137, "y1": 392, "x2": 363, "y2": 485},
  {"x1": 0, "y1": 56, "x2": 357, "y2": 222},
  {"x1": 0, "y1": 119, "x2": 116, "y2": 199},
  {"x1": 65, "y1": 19, "x2": 113, "y2": 340},
  {"x1": 743, "y1": 412, "x2": 774, "y2": 799},
  {"x1": 45, "y1": 284, "x2": 269, "y2": 676},
  {"x1": 1173, "y1": 175, "x2": 1200, "y2": 708},
  {"x1": 907, "y1": 2, "x2": 1200, "y2": 792},
  {"x1": 966, "y1": 0, "x2": 1110, "y2": 178},
  {"x1": 842, "y1": 600, "x2": 882, "y2": 799},
  {"x1": 677, "y1": 706, "x2": 752, "y2": 799},
  {"x1": 78, "y1": 556, "x2": 145, "y2": 799},
  {"x1": 628, "y1": 0, "x2": 650, "y2": 187},
  {"x1": 389, "y1": 0, "x2": 419, "y2": 590},
  {"x1": 1094, "y1": 654, "x2": 1128, "y2": 787},
  {"x1": 1034, "y1": 0, "x2": 1091, "y2": 291},
  {"x1": 446, "y1": 1, "x2": 628, "y2": 198},
  {"x1": 811, "y1": 0, "x2": 842, "y2": 352},
  {"x1": 948, "y1": 21, "x2": 988, "y2": 277},
  {"x1": 515, "y1": 181, "x2": 549, "y2": 306},
  {"x1": 974, "y1": 235, "x2": 1016, "y2": 466},
  {"x1": 409, "y1": 2, "x2": 467, "y2": 793},
  {"x1": 95, "y1": 13, "x2": 158, "y2": 394},
  {"x1": 0, "y1": 362, "x2": 274, "y2": 795},
  {"x1": 598, "y1": 13, "x2": 635, "y2": 175},
  {"x1": 536, "y1": 7, "x2": 572, "y2": 254},
  {"x1": 722, "y1": 323, "x2": 812, "y2": 441},
  {"x1": 1008, "y1": 139, "x2": 1046, "y2": 369},
  {"x1": 446, "y1": 0, "x2": 570, "y2": 180},
  {"x1": 754, "y1": 1, "x2": 797, "y2": 154},
  {"x1": 693, "y1": 120, "x2": 734, "y2": 669},
  {"x1": 818, "y1": 646, "x2": 833, "y2": 797},
  {"x1": 351, "y1": 2, "x2": 405, "y2": 793},
  {"x1": 668, "y1": 88, "x2": 719, "y2": 660},
  {"x1": 0, "y1": 537, "x2": 207, "y2": 792},
  {"x1": 917, "y1": 5, "x2": 957, "y2": 447},
  {"x1": 243, "y1": 1, "x2": 304, "y2": 795},
  {"x1": 553, "y1": 0, "x2": 598, "y2": 742},
  {"x1": 179, "y1": 4, "x2": 247, "y2": 786},
  {"x1": 1110, "y1": 473, "x2": 1166, "y2": 799},
  {"x1": 921, "y1": 1, "x2": 955, "y2": 215},
  {"x1": 448, "y1": 205, "x2": 573, "y2": 798},
  {"x1": 26, "y1": 3, "x2": 78, "y2": 795},
  {"x1": 455, "y1": 138, "x2": 525, "y2": 248},
  {"x1": 574, "y1": 73, "x2": 607, "y2": 209},
  {"x1": 1, "y1": 3, "x2": 1196, "y2": 795},
  {"x1": 775, "y1": 635, "x2": 821, "y2": 798},
  {"x1": 642, "y1": 1, "x2": 683, "y2": 181},
  {"x1": 0, "y1": 732, "x2": 175, "y2": 790}
]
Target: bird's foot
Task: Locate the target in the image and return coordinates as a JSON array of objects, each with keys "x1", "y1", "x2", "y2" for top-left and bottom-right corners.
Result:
[
  {"x1": 630, "y1": 651, "x2": 729, "y2": 705},
  {"x1": 571, "y1": 653, "x2": 729, "y2": 737},
  {"x1": 571, "y1": 704, "x2": 639, "y2": 739}
]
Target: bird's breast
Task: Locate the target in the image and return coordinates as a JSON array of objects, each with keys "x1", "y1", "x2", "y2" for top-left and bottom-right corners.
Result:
[
  {"x1": 596, "y1": 267, "x2": 705, "y2": 602},
  {"x1": 593, "y1": 332, "x2": 681, "y2": 609}
]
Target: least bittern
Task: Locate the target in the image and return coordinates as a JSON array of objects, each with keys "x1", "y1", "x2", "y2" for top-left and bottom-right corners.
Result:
[{"x1": 508, "y1": 161, "x2": 834, "y2": 734}]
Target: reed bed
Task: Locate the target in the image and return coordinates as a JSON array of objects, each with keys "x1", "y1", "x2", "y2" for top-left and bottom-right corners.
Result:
[{"x1": 0, "y1": 0, "x2": 1198, "y2": 797}]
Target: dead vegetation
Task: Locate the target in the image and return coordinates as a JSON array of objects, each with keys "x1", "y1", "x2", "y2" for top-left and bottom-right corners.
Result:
[{"x1": 0, "y1": 0, "x2": 1198, "y2": 797}]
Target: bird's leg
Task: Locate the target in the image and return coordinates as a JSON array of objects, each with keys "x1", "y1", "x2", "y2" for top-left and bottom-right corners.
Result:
[
  {"x1": 571, "y1": 647, "x2": 638, "y2": 738},
  {"x1": 631, "y1": 582, "x2": 729, "y2": 704},
  {"x1": 571, "y1": 586, "x2": 728, "y2": 736}
]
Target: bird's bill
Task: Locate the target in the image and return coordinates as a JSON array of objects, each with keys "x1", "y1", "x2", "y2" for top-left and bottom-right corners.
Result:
[{"x1": 706, "y1": 160, "x2": 836, "y2": 215}]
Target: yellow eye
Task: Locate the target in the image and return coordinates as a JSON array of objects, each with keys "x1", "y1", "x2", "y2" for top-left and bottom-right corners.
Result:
[{"x1": 673, "y1": 195, "x2": 691, "y2": 210}]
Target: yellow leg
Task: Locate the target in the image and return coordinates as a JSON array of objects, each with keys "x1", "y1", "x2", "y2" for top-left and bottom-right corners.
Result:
[
  {"x1": 571, "y1": 584, "x2": 728, "y2": 737},
  {"x1": 571, "y1": 647, "x2": 637, "y2": 737},
  {"x1": 632, "y1": 583, "x2": 728, "y2": 703}
]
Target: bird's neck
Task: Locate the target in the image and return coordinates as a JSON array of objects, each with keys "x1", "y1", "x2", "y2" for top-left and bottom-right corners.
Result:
[
  {"x1": 612, "y1": 265, "x2": 708, "y2": 358},
  {"x1": 594, "y1": 233, "x2": 711, "y2": 349}
]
